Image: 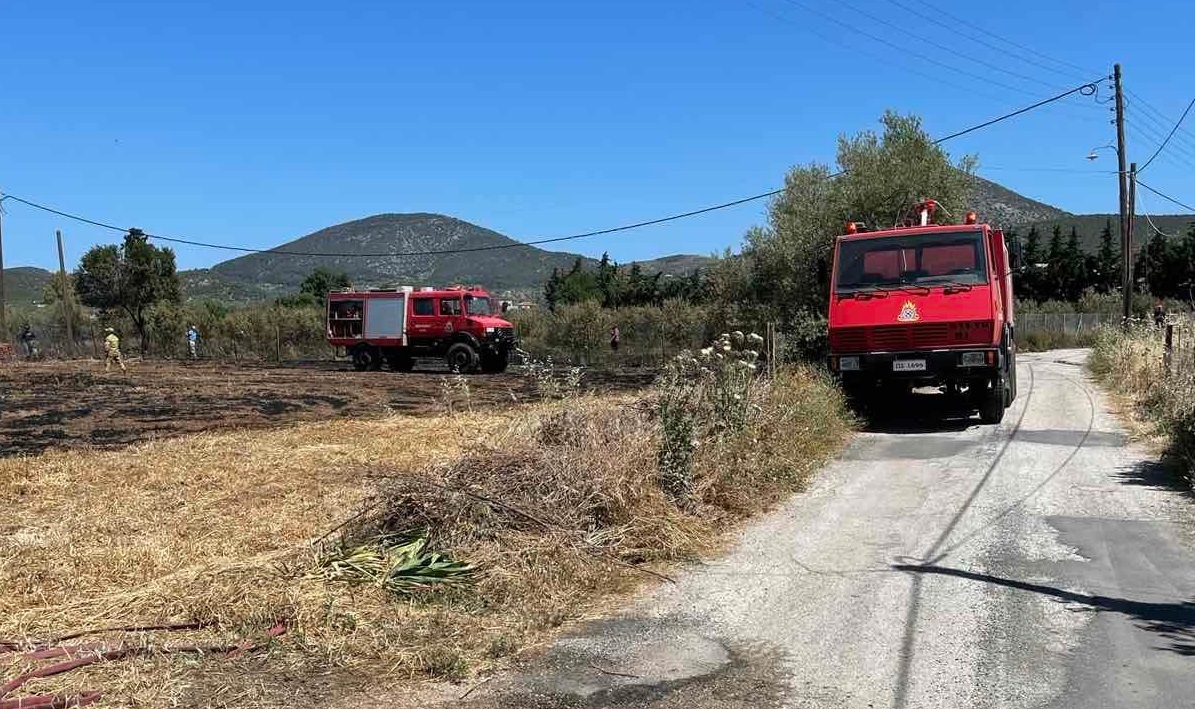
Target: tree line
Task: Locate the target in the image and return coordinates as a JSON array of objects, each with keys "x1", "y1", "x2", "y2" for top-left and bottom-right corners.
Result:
[{"x1": 543, "y1": 254, "x2": 709, "y2": 310}]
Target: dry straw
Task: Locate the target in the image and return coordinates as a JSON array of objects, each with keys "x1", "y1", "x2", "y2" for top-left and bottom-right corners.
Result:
[{"x1": 1, "y1": 366, "x2": 852, "y2": 706}]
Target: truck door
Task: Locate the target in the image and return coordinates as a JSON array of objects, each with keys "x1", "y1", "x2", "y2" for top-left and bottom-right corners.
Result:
[
  {"x1": 438, "y1": 295, "x2": 466, "y2": 338},
  {"x1": 408, "y1": 295, "x2": 438, "y2": 345}
]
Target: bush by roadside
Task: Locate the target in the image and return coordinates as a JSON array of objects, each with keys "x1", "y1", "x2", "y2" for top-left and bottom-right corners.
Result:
[{"x1": 1089, "y1": 323, "x2": 1195, "y2": 488}]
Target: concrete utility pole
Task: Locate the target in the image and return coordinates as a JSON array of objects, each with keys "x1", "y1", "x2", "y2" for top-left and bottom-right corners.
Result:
[
  {"x1": 56, "y1": 229, "x2": 74, "y2": 356},
  {"x1": 1113, "y1": 64, "x2": 1131, "y2": 321}
]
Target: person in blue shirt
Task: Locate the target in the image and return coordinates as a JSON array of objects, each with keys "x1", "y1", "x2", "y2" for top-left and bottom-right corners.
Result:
[{"x1": 187, "y1": 325, "x2": 199, "y2": 359}]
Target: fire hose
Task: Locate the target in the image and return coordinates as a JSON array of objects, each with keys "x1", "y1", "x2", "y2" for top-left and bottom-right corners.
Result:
[{"x1": 0, "y1": 621, "x2": 286, "y2": 708}]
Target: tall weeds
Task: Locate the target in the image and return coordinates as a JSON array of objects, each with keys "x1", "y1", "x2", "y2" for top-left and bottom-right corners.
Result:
[{"x1": 1090, "y1": 322, "x2": 1195, "y2": 485}]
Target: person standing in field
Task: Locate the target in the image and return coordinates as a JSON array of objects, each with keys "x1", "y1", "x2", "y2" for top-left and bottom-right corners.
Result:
[
  {"x1": 609, "y1": 324, "x2": 621, "y2": 353},
  {"x1": 187, "y1": 325, "x2": 199, "y2": 359},
  {"x1": 19, "y1": 325, "x2": 36, "y2": 358},
  {"x1": 104, "y1": 327, "x2": 126, "y2": 372}
]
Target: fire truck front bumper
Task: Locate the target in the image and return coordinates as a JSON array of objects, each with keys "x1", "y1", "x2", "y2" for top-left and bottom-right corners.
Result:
[
  {"x1": 828, "y1": 349, "x2": 1003, "y2": 382},
  {"x1": 482, "y1": 327, "x2": 517, "y2": 353}
]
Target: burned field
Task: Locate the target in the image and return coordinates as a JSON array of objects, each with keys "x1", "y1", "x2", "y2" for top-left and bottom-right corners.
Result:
[{"x1": 0, "y1": 360, "x2": 656, "y2": 457}]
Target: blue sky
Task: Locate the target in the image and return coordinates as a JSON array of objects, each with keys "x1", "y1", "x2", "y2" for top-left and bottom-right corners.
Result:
[{"x1": 1, "y1": 0, "x2": 1192, "y2": 272}]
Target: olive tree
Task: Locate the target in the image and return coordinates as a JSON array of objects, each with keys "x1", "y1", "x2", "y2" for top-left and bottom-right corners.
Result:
[{"x1": 741, "y1": 111, "x2": 977, "y2": 323}]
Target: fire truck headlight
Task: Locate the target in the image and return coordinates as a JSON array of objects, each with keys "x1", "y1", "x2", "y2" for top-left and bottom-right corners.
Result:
[
  {"x1": 838, "y1": 356, "x2": 860, "y2": 371},
  {"x1": 485, "y1": 326, "x2": 496, "y2": 334}
]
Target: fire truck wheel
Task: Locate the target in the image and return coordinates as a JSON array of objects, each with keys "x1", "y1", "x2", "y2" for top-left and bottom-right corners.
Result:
[
  {"x1": 352, "y1": 346, "x2": 382, "y2": 372},
  {"x1": 388, "y1": 353, "x2": 414, "y2": 373},
  {"x1": 481, "y1": 354, "x2": 509, "y2": 374},
  {"x1": 446, "y1": 343, "x2": 479, "y2": 373},
  {"x1": 979, "y1": 377, "x2": 1006, "y2": 425}
]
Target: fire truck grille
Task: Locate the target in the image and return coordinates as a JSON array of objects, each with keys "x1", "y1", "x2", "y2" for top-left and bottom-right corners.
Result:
[{"x1": 831, "y1": 322, "x2": 986, "y2": 353}]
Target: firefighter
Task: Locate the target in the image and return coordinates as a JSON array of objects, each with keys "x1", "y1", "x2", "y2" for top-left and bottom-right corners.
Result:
[
  {"x1": 1153, "y1": 299, "x2": 1166, "y2": 328},
  {"x1": 19, "y1": 324, "x2": 36, "y2": 358},
  {"x1": 609, "y1": 324, "x2": 621, "y2": 353},
  {"x1": 104, "y1": 327, "x2": 126, "y2": 372},
  {"x1": 187, "y1": 325, "x2": 199, "y2": 359}
]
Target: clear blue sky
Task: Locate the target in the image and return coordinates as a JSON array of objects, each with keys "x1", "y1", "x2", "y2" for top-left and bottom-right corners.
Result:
[{"x1": 2, "y1": 0, "x2": 1192, "y2": 272}]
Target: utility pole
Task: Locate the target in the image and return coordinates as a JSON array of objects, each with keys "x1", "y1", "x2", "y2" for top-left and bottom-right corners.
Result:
[
  {"x1": 1127, "y1": 163, "x2": 1137, "y2": 305},
  {"x1": 0, "y1": 193, "x2": 7, "y2": 339},
  {"x1": 56, "y1": 229, "x2": 74, "y2": 357},
  {"x1": 1113, "y1": 64, "x2": 1131, "y2": 321}
]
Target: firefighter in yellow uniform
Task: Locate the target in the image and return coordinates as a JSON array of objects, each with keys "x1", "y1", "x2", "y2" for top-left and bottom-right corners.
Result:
[{"x1": 104, "y1": 327, "x2": 126, "y2": 372}]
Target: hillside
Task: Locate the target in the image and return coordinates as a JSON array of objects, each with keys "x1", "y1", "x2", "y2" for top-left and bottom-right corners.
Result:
[
  {"x1": 2, "y1": 267, "x2": 53, "y2": 305},
  {"x1": 204, "y1": 213, "x2": 714, "y2": 300},
  {"x1": 970, "y1": 174, "x2": 1071, "y2": 227}
]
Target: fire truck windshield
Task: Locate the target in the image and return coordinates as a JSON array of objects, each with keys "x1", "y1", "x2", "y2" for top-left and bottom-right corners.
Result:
[
  {"x1": 835, "y1": 230, "x2": 988, "y2": 292},
  {"x1": 465, "y1": 295, "x2": 493, "y2": 316}
]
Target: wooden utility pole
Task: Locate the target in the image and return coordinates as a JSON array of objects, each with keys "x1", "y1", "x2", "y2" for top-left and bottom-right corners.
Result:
[
  {"x1": 1113, "y1": 64, "x2": 1131, "y2": 321},
  {"x1": 0, "y1": 194, "x2": 7, "y2": 339},
  {"x1": 56, "y1": 230, "x2": 74, "y2": 356},
  {"x1": 1127, "y1": 162, "x2": 1137, "y2": 304}
]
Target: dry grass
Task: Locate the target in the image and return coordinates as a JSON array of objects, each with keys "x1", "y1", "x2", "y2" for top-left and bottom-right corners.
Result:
[
  {"x1": 0, "y1": 366, "x2": 853, "y2": 708},
  {"x1": 1090, "y1": 322, "x2": 1195, "y2": 483}
]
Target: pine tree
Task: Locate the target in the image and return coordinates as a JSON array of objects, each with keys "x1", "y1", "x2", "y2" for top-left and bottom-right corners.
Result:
[
  {"x1": 1043, "y1": 225, "x2": 1065, "y2": 301},
  {"x1": 1096, "y1": 219, "x2": 1119, "y2": 293},
  {"x1": 1062, "y1": 226, "x2": 1086, "y2": 301}
]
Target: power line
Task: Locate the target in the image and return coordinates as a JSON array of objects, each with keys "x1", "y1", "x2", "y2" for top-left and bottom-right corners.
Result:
[
  {"x1": 895, "y1": 0, "x2": 1097, "y2": 80},
  {"x1": 4, "y1": 190, "x2": 785, "y2": 257},
  {"x1": 1138, "y1": 97, "x2": 1195, "y2": 173},
  {"x1": 779, "y1": 0, "x2": 1056, "y2": 99},
  {"x1": 977, "y1": 166, "x2": 1116, "y2": 174},
  {"x1": 3, "y1": 78, "x2": 1103, "y2": 259},
  {"x1": 821, "y1": 0, "x2": 1069, "y2": 93},
  {"x1": 1136, "y1": 181, "x2": 1195, "y2": 214},
  {"x1": 1127, "y1": 125, "x2": 1195, "y2": 172},
  {"x1": 880, "y1": 0, "x2": 1093, "y2": 82},
  {"x1": 932, "y1": 81, "x2": 1100, "y2": 142},
  {"x1": 1127, "y1": 91, "x2": 1195, "y2": 155}
]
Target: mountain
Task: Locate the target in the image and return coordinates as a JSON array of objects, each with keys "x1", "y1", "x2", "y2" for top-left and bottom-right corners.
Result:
[
  {"x1": 970, "y1": 175, "x2": 1071, "y2": 227},
  {"x1": 2, "y1": 267, "x2": 53, "y2": 305},
  {"x1": 201, "y1": 213, "x2": 714, "y2": 301}
]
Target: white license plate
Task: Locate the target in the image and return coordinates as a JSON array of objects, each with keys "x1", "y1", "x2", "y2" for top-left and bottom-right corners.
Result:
[{"x1": 892, "y1": 359, "x2": 927, "y2": 372}]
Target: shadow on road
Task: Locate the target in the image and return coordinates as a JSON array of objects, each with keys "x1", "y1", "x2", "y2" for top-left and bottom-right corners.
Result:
[
  {"x1": 862, "y1": 392, "x2": 977, "y2": 434},
  {"x1": 893, "y1": 563, "x2": 1195, "y2": 657},
  {"x1": 1114, "y1": 459, "x2": 1194, "y2": 498}
]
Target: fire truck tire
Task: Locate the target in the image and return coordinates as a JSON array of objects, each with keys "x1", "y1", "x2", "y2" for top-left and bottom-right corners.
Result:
[
  {"x1": 351, "y1": 345, "x2": 382, "y2": 372},
  {"x1": 446, "y1": 343, "x2": 479, "y2": 373},
  {"x1": 979, "y1": 377, "x2": 1006, "y2": 425},
  {"x1": 481, "y1": 354, "x2": 509, "y2": 374},
  {"x1": 387, "y1": 352, "x2": 414, "y2": 373}
]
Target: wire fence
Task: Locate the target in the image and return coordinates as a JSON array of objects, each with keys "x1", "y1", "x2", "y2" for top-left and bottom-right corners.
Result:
[{"x1": 1017, "y1": 312, "x2": 1121, "y2": 335}]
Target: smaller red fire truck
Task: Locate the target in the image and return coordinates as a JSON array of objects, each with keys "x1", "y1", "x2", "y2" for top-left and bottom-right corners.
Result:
[
  {"x1": 326, "y1": 286, "x2": 516, "y2": 373},
  {"x1": 826, "y1": 200, "x2": 1017, "y2": 424}
]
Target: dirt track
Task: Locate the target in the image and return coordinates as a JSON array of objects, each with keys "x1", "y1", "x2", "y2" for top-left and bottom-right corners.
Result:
[{"x1": 0, "y1": 359, "x2": 656, "y2": 457}]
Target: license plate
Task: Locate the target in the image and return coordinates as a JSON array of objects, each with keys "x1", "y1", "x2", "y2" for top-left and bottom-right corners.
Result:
[{"x1": 893, "y1": 359, "x2": 927, "y2": 372}]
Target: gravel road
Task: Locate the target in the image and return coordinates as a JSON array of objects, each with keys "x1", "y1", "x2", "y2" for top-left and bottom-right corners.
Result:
[{"x1": 451, "y1": 350, "x2": 1195, "y2": 709}]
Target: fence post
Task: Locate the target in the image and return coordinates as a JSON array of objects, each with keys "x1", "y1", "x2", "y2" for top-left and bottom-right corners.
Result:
[{"x1": 1165, "y1": 323, "x2": 1174, "y2": 373}]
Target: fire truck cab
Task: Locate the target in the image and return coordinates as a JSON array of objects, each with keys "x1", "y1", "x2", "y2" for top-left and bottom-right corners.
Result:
[
  {"x1": 327, "y1": 285, "x2": 516, "y2": 373},
  {"x1": 826, "y1": 201, "x2": 1017, "y2": 424}
]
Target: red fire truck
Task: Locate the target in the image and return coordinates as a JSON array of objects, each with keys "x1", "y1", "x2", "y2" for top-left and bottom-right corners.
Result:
[
  {"x1": 826, "y1": 200, "x2": 1017, "y2": 424},
  {"x1": 326, "y1": 286, "x2": 516, "y2": 373}
]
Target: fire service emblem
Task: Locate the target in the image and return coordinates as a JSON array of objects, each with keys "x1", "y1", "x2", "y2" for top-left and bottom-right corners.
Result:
[{"x1": 897, "y1": 301, "x2": 920, "y2": 322}]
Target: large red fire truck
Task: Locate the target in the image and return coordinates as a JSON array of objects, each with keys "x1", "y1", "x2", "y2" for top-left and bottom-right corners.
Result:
[
  {"x1": 826, "y1": 200, "x2": 1017, "y2": 424},
  {"x1": 326, "y1": 286, "x2": 516, "y2": 373}
]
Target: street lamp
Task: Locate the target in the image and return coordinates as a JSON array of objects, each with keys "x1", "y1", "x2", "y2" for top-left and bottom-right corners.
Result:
[{"x1": 1086, "y1": 144, "x2": 1118, "y2": 161}]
